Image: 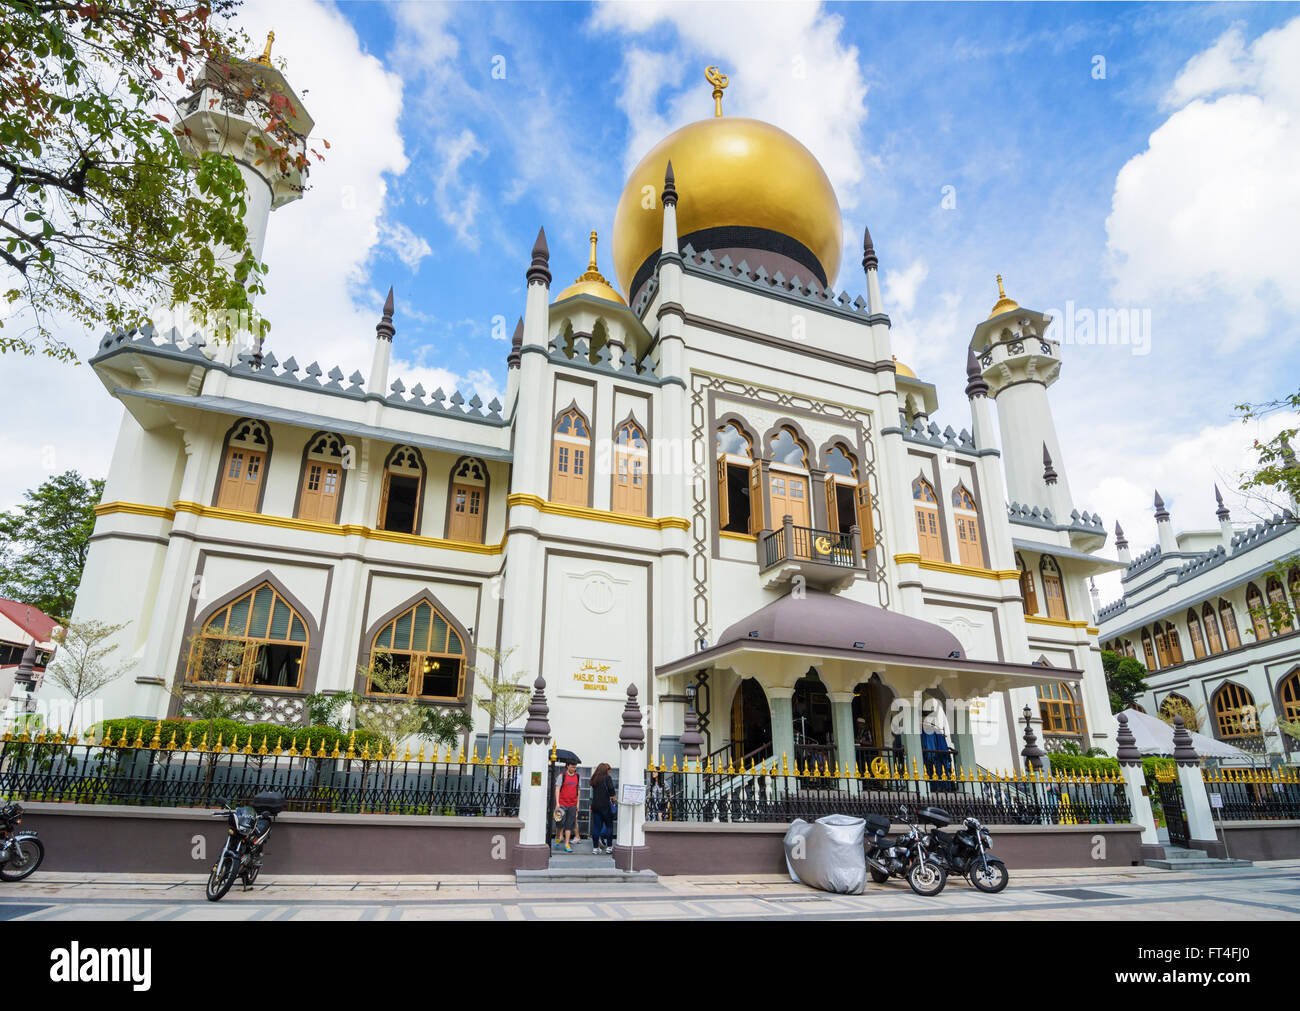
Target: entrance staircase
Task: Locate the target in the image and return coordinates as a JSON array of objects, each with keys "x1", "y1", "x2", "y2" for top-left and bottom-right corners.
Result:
[
  {"x1": 515, "y1": 838, "x2": 658, "y2": 885},
  {"x1": 1143, "y1": 845, "x2": 1252, "y2": 871}
]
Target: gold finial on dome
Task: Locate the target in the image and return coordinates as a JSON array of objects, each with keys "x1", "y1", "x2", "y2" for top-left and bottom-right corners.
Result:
[
  {"x1": 252, "y1": 30, "x2": 275, "y2": 66},
  {"x1": 553, "y1": 230, "x2": 627, "y2": 305},
  {"x1": 705, "y1": 66, "x2": 729, "y2": 117},
  {"x1": 988, "y1": 273, "x2": 1020, "y2": 319}
]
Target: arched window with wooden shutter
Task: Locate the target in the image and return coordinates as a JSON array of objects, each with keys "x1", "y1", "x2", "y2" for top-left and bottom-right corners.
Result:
[
  {"x1": 912, "y1": 477, "x2": 942, "y2": 561},
  {"x1": 1036, "y1": 681, "x2": 1086, "y2": 734},
  {"x1": 612, "y1": 419, "x2": 648, "y2": 517},
  {"x1": 1039, "y1": 555, "x2": 1067, "y2": 620},
  {"x1": 1219, "y1": 599, "x2": 1242, "y2": 649},
  {"x1": 716, "y1": 422, "x2": 756, "y2": 535},
  {"x1": 1267, "y1": 577, "x2": 1293, "y2": 633},
  {"x1": 1213, "y1": 682, "x2": 1259, "y2": 740},
  {"x1": 1186, "y1": 609, "x2": 1206, "y2": 659},
  {"x1": 1141, "y1": 627, "x2": 1159, "y2": 670},
  {"x1": 822, "y1": 443, "x2": 874, "y2": 553},
  {"x1": 951, "y1": 485, "x2": 982, "y2": 568},
  {"x1": 551, "y1": 407, "x2": 591, "y2": 508},
  {"x1": 1164, "y1": 622, "x2": 1184, "y2": 664},
  {"x1": 1279, "y1": 669, "x2": 1300, "y2": 727},
  {"x1": 1016, "y1": 553, "x2": 1039, "y2": 615},
  {"x1": 187, "y1": 582, "x2": 309, "y2": 689},
  {"x1": 297, "y1": 431, "x2": 345, "y2": 523},
  {"x1": 1201, "y1": 602, "x2": 1223, "y2": 654},
  {"x1": 1246, "y1": 583, "x2": 1271, "y2": 640},
  {"x1": 368, "y1": 597, "x2": 467, "y2": 700},
  {"x1": 215, "y1": 419, "x2": 271, "y2": 513},
  {"x1": 766, "y1": 427, "x2": 811, "y2": 528},
  {"x1": 447, "y1": 456, "x2": 487, "y2": 543},
  {"x1": 378, "y1": 445, "x2": 425, "y2": 533}
]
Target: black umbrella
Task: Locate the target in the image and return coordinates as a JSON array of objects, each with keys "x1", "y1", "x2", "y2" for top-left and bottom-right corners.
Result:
[{"x1": 553, "y1": 749, "x2": 581, "y2": 766}]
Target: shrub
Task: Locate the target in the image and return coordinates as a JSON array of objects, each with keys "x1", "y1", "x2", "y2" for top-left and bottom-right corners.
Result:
[
  {"x1": 1045, "y1": 752, "x2": 1120, "y2": 776},
  {"x1": 97, "y1": 717, "x2": 385, "y2": 754}
]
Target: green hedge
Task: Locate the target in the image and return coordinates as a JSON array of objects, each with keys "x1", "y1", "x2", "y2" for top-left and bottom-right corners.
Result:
[
  {"x1": 1045, "y1": 753, "x2": 1120, "y2": 776},
  {"x1": 98, "y1": 718, "x2": 385, "y2": 754}
]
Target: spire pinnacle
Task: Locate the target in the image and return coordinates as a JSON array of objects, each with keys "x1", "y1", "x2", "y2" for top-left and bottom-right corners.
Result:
[
  {"x1": 1114, "y1": 520, "x2": 1128, "y2": 549},
  {"x1": 988, "y1": 273, "x2": 1020, "y2": 319},
  {"x1": 862, "y1": 224, "x2": 878, "y2": 272},
  {"x1": 705, "y1": 65, "x2": 728, "y2": 117},
  {"x1": 527, "y1": 226, "x2": 551, "y2": 286},
  {"x1": 251, "y1": 30, "x2": 275, "y2": 67},
  {"x1": 1153, "y1": 489, "x2": 1170, "y2": 521},
  {"x1": 964, "y1": 346, "x2": 988, "y2": 399},
  {"x1": 1042, "y1": 443, "x2": 1058, "y2": 486},
  {"x1": 1215, "y1": 483, "x2": 1231, "y2": 521},
  {"x1": 506, "y1": 317, "x2": 523, "y2": 370},
  {"x1": 662, "y1": 160, "x2": 677, "y2": 207},
  {"x1": 375, "y1": 286, "x2": 395, "y2": 342}
]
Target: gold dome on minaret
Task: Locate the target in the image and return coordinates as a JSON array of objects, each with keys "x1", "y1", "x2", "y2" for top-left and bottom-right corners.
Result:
[
  {"x1": 988, "y1": 274, "x2": 1020, "y2": 319},
  {"x1": 554, "y1": 231, "x2": 626, "y2": 305},
  {"x1": 611, "y1": 67, "x2": 842, "y2": 299}
]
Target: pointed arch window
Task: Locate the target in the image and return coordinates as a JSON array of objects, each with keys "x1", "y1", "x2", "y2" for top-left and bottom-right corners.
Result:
[
  {"x1": 1159, "y1": 693, "x2": 1191, "y2": 721},
  {"x1": 1279, "y1": 669, "x2": 1300, "y2": 727},
  {"x1": 1213, "y1": 682, "x2": 1259, "y2": 740},
  {"x1": 767, "y1": 427, "x2": 811, "y2": 528},
  {"x1": 822, "y1": 443, "x2": 874, "y2": 552},
  {"x1": 1164, "y1": 622, "x2": 1184, "y2": 664},
  {"x1": 1039, "y1": 555, "x2": 1067, "y2": 620},
  {"x1": 447, "y1": 457, "x2": 488, "y2": 543},
  {"x1": 378, "y1": 445, "x2": 425, "y2": 533},
  {"x1": 716, "y1": 422, "x2": 759, "y2": 535},
  {"x1": 369, "y1": 598, "x2": 467, "y2": 700},
  {"x1": 1036, "y1": 681, "x2": 1086, "y2": 734},
  {"x1": 551, "y1": 407, "x2": 591, "y2": 507},
  {"x1": 298, "y1": 431, "x2": 345, "y2": 524},
  {"x1": 912, "y1": 477, "x2": 943, "y2": 562},
  {"x1": 1218, "y1": 599, "x2": 1242, "y2": 650},
  {"x1": 216, "y1": 419, "x2": 271, "y2": 512},
  {"x1": 187, "y1": 582, "x2": 308, "y2": 689},
  {"x1": 1017, "y1": 553, "x2": 1039, "y2": 615},
  {"x1": 612, "y1": 420, "x2": 648, "y2": 517},
  {"x1": 1200, "y1": 602, "x2": 1223, "y2": 654},
  {"x1": 952, "y1": 485, "x2": 982, "y2": 568},
  {"x1": 1246, "y1": 583, "x2": 1271, "y2": 640},
  {"x1": 1141, "y1": 627, "x2": 1159, "y2": 670},
  {"x1": 1267, "y1": 577, "x2": 1293, "y2": 633},
  {"x1": 1186, "y1": 609, "x2": 1206, "y2": 659}
]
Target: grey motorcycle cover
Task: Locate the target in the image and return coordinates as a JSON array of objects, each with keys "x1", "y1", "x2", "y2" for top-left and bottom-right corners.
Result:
[{"x1": 783, "y1": 814, "x2": 868, "y2": 894}]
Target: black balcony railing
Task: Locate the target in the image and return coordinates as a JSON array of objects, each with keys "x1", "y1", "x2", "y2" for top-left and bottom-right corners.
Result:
[
  {"x1": 759, "y1": 520, "x2": 859, "y2": 571},
  {"x1": 0, "y1": 732, "x2": 520, "y2": 817}
]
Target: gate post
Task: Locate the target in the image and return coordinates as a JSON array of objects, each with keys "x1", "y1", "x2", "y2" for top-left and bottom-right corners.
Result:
[
  {"x1": 682, "y1": 700, "x2": 703, "y2": 815},
  {"x1": 613, "y1": 684, "x2": 647, "y2": 870},
  {"x1": 512, "y1": 675, "x2": 552, "y2": 870},
  {"x1": 1116, "y1": 713, "x2": 1162, "y2": 859},
  {"x1": 1172, "y1": 715, "x2": 1222, "y2": 856}
]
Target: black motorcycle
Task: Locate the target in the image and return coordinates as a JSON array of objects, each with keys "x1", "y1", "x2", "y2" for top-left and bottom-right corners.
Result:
[
  {"x1": 206, "y1": 791, "x2": 285, "y2": 901},
  {"x1": 927, "y1": 812, "x2": 1009, "y2": 893},
  {"x1": 0, "y1": 802, "x2": 43, "y2": 882},
  {"x1": 864, "y1": 805, "x2": 948, "y2": 896}
]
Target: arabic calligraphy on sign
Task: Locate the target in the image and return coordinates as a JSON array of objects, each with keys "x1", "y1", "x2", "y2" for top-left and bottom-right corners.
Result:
[{"x1": 572, "y1": 658, "x2": 619, "y2": 692}]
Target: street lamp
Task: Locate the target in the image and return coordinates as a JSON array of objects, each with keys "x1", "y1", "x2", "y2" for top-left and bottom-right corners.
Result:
[{"x1": 1020, "y1": 703, "x2": 1045, "y2": 772}]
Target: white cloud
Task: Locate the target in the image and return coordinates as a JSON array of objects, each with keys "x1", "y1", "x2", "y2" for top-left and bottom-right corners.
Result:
[
  {"x1": 379, "y1": 221, "x2": 433, "y2": 272},
  {"x1": 1106, "y1": 17, "x2": 1300, "y2": 347},
  {"x1": 883, "y1": 258, "x2": 929, "y2": 316},
  {"x1": 590, "y1": 2, "x2": 871, "y2": 209},
  {"x1": 433, "y1": 128, "x2": 487, "y2": 250}
]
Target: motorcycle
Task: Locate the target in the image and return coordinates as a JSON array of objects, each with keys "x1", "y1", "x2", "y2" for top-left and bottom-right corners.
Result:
[
  {"x1": 206, "y1": 791, "x2": 285, "y2": 902},
  {"x1": 927, "y1": 812, "x2": 1009, "y2": 893},
  {"x1": 0, "y1": 802, "x2": 44, "y2": 882},
  {"x1": 863, "y1": 805, "x2": 948, "y2": 896}
]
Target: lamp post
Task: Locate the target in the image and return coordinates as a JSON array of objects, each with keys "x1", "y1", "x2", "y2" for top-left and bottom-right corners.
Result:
[{"x1": 1021, "y1": 703, "x2": 1046, "y2": 772}]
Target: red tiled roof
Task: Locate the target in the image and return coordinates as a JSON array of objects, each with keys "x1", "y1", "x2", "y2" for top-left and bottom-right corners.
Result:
[{"x1": 0, "y1": 598, "x2": 58, "y2": 643}]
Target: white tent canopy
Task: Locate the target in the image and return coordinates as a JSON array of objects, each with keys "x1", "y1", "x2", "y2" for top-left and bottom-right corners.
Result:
[{"x1": 1116, "y1": 709, "x2": 1253, "y2": 760}]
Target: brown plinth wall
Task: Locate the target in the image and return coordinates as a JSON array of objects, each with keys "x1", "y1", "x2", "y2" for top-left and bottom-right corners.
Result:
[
  {"x1": 21, "y1": 803, "x2": 523, "y2": 874},
  {"x1": 641, "y1": 821, "x2": 1147, "y2": 875},
  {"x1": 1202, "y1": 820, "x2": 1300, "y2": 862}
]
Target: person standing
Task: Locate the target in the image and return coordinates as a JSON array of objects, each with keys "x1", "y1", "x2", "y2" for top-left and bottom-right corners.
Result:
[
  {"x1": 554, "y1": 761, "x2": 581, "y2": 853},
  {"x1": 589, "y1": 763, "x2": 616, "y2": 854}
]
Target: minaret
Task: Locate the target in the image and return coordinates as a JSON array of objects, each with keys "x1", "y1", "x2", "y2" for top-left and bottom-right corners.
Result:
[
  {"x1": 862, "y1": 225, "x2": 882, "y2": 314},
  {"x1": 504, "y1": 317, "x2": 523, "y2": 411},
  {"x1": 1089, "y1": 578, "x2": 1101, "y2": 623},
  {"x1": 1115, "y1": 521, "x2": 1131, "y2": 565},
  {"x1": 1215, "y1": 485, "x2": 1233, "y2": 547},
  {"x1": 968, "y1": 275, "x2": 1073, "y2": 512},
  {"x1": 964, "y1": 345, "x2": 1014, "y2": 571},
  {"x1": 370, "y1": 287, "x2": 395, "y2": 398},
  {"x1": 1153, "y1": 489, "x2": 1177, "y2": 553},
  {"x1": 514, "y1": 227, "x2": 552, "y2": 496}
]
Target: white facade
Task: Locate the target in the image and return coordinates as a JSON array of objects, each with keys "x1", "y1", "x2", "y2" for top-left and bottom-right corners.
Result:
[{"x1": 48, "y1": 63, "x2": 1125, "y2": 772}]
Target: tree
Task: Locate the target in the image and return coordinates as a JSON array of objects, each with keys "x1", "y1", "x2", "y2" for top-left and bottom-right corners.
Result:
[
  {"x1": 0, "y1": 1, "x2": 324, "y2": 360},
  {"x1": 1235, "y1": 389, "x2": 1300, "y2": 518},
  {"x1": 472, "y1": 645, "x2": 530, "y2": 738},
  {"x1": 419, "y1": 706, "x2": 471, "y2": 751},
  {"x1": 0, "y1": 469, "x2": 103, "y2": 617},
  {"x1": 353, "y1": 657, "x2": 424, "y2": 750},
  {"x1": 1156, "y1": 696, "x2": 1203, "y2": 735},
  {"x1": 171, "y1": 635, "x2": 251, "y2": 744},
  {"x1": 1101, "y1": 649, "x2": 1150, "y2": 713},
  {"x1": 45, "y1": 616, "x2": 134, "y2": 730}
]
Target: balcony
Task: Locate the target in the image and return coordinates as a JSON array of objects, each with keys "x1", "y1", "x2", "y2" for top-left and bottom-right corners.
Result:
[{"x1": 756, "y1": 516, "x2": 864, "y2": 592}]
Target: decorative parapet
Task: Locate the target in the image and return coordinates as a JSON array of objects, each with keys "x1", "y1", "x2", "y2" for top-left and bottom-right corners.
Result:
[
  {"x1": 1006, "y1": 502, "x2": 1106, "y2": 540},
  {"x1": 656, "y1": 243, "x2": 883, "y2": 326},
  {"x1": 92, "y1": 325, "x2": 506, "y2": 424},
  {"x1": 903, "y1": 417, "x2": 977, "y2": 452},
  {"x1": 1230, "y1": 510, "x2": 1297, "y2": 554},
  {"x1": 1096, "y1": 598, "x2": 1127, "y2": 622},
  {"x1": 1175, "y1": 544, "x2": 1227, "y2": 583},
  {"x1": 547, "y1": 332, "x2": 661, "y2": 384},
  {"x1": 1125, "y1": 544, "x2": 1163, "y2": 578}
]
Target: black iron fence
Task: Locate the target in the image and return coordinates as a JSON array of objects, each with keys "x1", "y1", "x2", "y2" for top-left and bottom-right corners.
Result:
[
  {"x1": 1204, "y1": 767, "x2": 1300, "y2": 821},
  {"x1": 0, "y1": 730, "x2": 520, "y2": 817},
  {"x1": 643, "y1": 757, "x2": 1131, "y2": 826}
]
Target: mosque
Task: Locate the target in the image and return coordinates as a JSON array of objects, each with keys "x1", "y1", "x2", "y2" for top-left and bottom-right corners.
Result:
[{"x1": 57, "y1": 47, "x2": 1122, "y2": 773}]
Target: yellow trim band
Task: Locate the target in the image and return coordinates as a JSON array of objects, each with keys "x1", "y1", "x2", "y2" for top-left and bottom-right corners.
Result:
[
  {"x1": 892, "y1": 554, "x2": 1019, "y2": 581},
  {"x1": 507, "y1": 493, "x2": 690, "y2": 531},
  {"x1": 719, "y1": 531, "x2": 757, "y2": 542},
  {"x1": 96, "y1": 500, "x2": 504, "y2": 554},
  {"x1": 1024, "y1": 615, "x2": 1092, "y2": 631}
]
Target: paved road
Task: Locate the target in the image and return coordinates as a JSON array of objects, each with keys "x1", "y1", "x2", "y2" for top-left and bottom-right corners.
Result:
[{"x1": 2, "y1": 861, "x2": 1298, "y2": 920}]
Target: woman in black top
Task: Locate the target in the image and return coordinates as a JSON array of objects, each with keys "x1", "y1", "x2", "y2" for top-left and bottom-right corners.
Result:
[{"x1": 589, "y1": 763, "x2": 616, "y2": 854}]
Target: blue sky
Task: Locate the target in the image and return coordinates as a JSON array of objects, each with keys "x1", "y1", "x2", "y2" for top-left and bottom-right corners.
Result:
[{"x1": 6, "y1": 1, "x2": 1300, "y2": 601}]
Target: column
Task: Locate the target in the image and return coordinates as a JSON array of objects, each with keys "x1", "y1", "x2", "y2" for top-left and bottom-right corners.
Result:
[
  {"x1": 614, "y1": 685, "x2": 648, "y2": 870},
  {"x1": 1116, "y1": 713, "x2": 1162, "y2": 859},
  {"x1": 1173, "y1": 715, "x2": 1222, "y2": 856},
  {"x1": 512, "y1": 676, "x2": 552, "y2": 870},
  {"x1": 829, "y1": 691, "x2": 855, "y2": 775},
  {"x1": 768, "y1": 687, "x2": 795, "y2": 770}
]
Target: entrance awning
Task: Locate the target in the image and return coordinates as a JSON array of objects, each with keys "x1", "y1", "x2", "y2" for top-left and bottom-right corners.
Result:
[{"x1": 658, "y1": 591, "x2": 1078, "y2": 694}]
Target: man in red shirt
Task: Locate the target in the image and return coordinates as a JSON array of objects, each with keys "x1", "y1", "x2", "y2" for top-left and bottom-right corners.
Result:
[{"x1": 554, "y1": 761, "x2": 580, "y2": 853}]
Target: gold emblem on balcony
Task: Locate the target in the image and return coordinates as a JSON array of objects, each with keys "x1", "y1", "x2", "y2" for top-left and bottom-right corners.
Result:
[{"x1": 814, "y1": 535, "x2": 832, "y2": 555}]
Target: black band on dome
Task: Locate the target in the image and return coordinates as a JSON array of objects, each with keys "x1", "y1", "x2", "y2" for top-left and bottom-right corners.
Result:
[{"x1": 632, "y1": 225, "x2": 829, "y2": 305}]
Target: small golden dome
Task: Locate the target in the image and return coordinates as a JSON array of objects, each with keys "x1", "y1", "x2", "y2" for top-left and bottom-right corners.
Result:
[
  {"x1": 612, "y1": 71, "x2": 841, "y2": 297},
  {"x1": 554, "y1": 231, "x2": 627, "y2": 306},
  {"x1": 988, "y1": 274, "x2": 1020, "y2": 319},
  {"x1": 892, "y1": 355, "x2": 917, "y2": 379}
]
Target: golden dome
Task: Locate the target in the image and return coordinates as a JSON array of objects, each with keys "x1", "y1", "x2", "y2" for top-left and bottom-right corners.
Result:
[
  {"x1": 554, "y1": 231, "x2": 626, "y2": 306},
  {"x1": 892, "y1": 356, "x2": 917, "y2": 379},
  {"x1": 988, "y1": 274, "x2": 1020, "y2": 319},
  {"x1": 612, "y1": 100, "x2": 842, "y2": 296}
]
